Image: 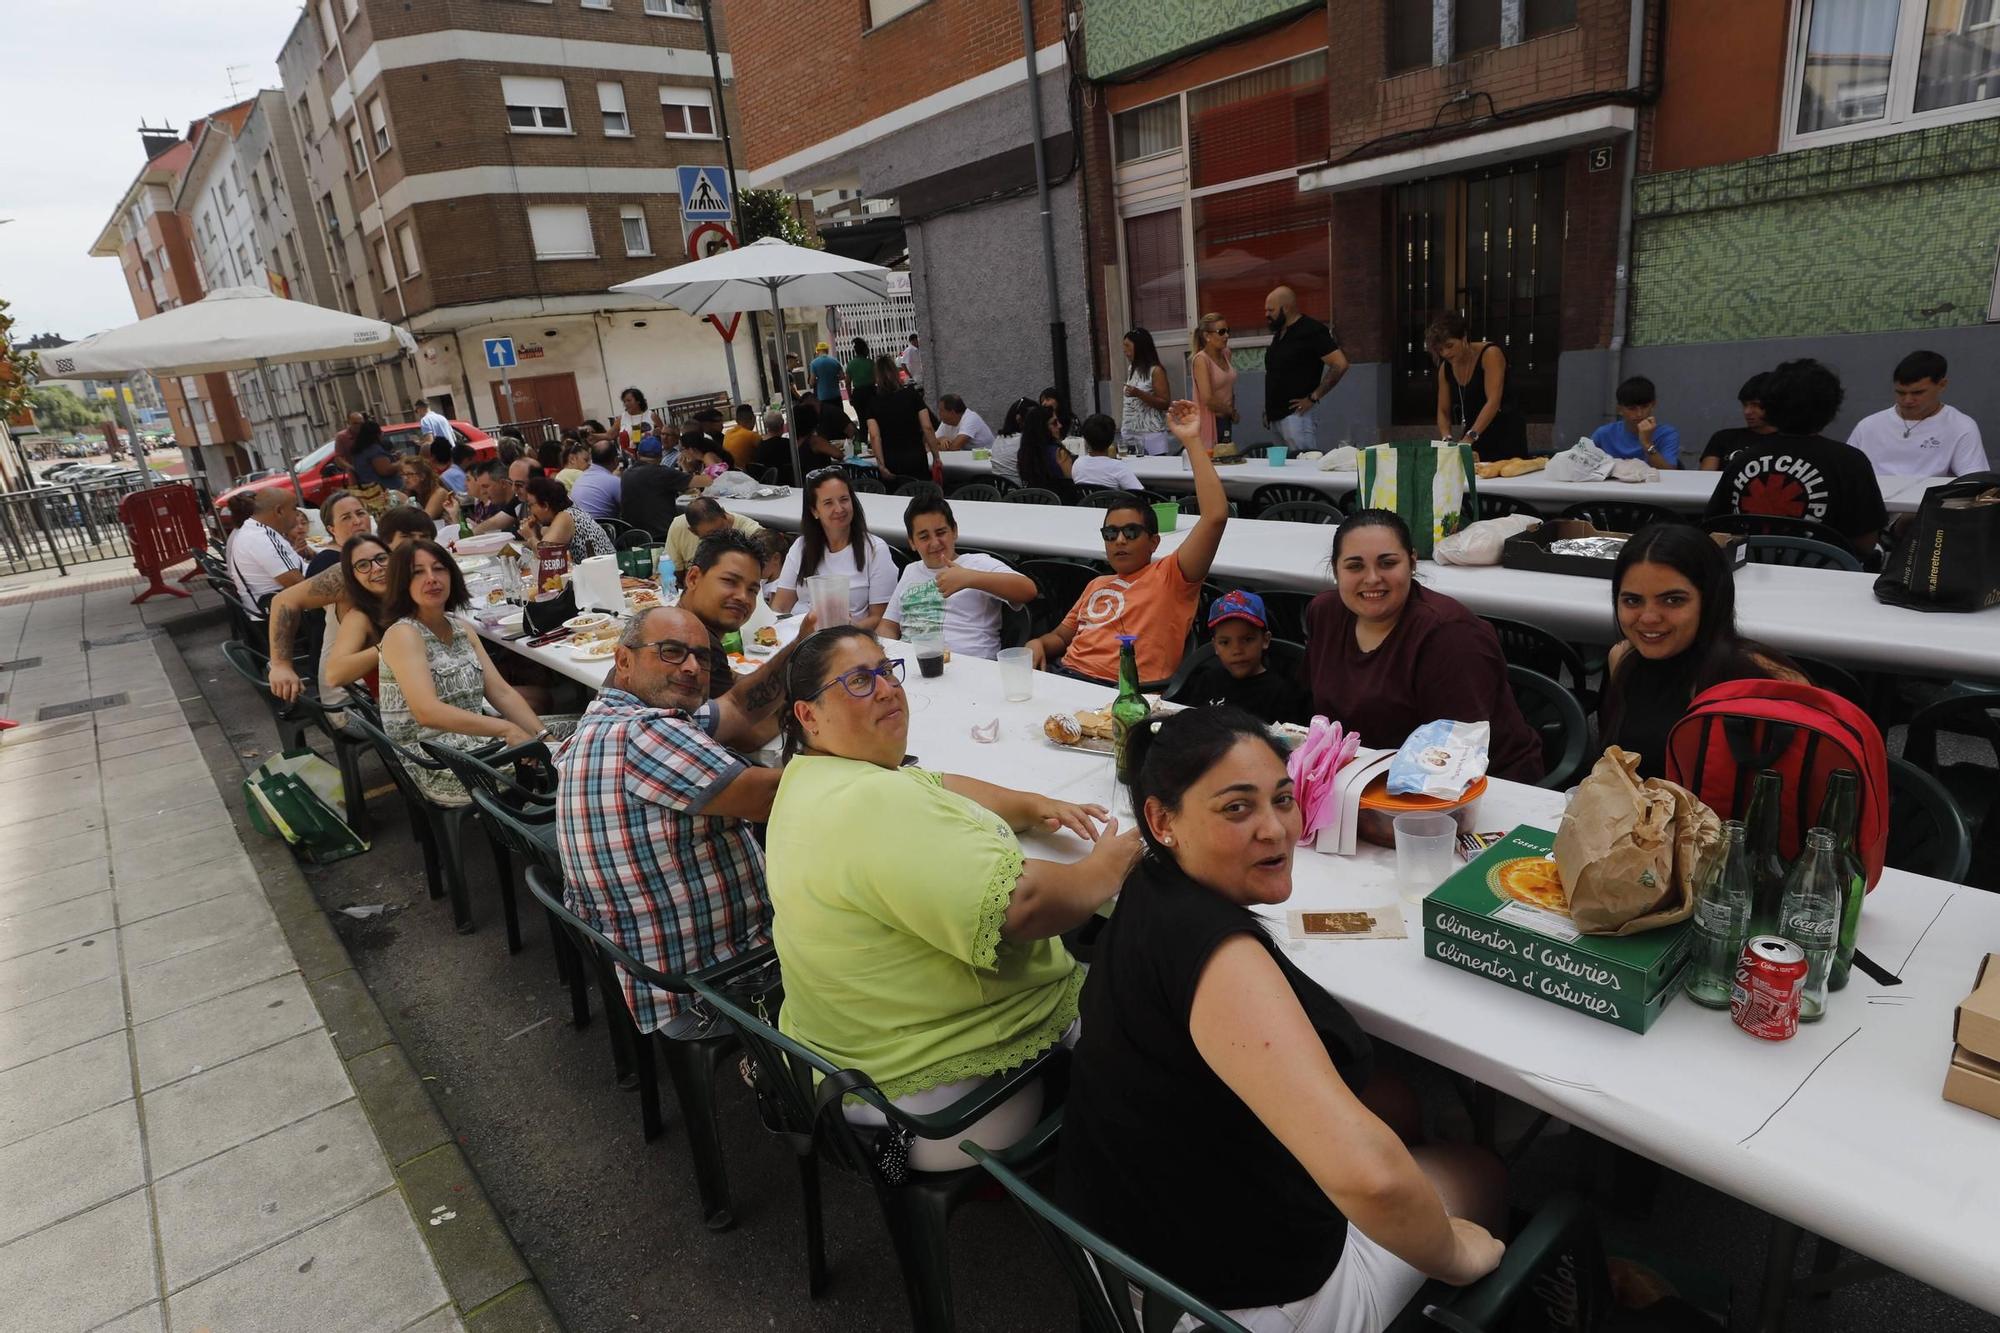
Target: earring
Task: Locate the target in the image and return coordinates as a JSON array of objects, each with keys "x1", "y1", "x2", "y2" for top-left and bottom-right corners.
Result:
[{"x1": 1162, "y1": 835, "x2": 1174, "y2": 847}]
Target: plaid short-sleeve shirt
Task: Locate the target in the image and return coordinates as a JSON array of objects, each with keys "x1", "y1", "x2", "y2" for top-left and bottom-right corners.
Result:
[{"x1": 555, "y1": 687, "x2": 770, "y2": 1030}]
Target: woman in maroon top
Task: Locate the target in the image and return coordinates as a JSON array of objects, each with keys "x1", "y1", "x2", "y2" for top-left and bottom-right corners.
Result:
[{"x1": 1303, "y1": 511, "x2": 1544, "y2": 783}]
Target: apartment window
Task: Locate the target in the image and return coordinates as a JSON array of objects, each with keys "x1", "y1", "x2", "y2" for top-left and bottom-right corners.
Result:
[
  {"x1": 1523, "y1": 0, "x2": 1577, "y2": 37},
  {"x1": 238, "y1": 243, "x2": 255, "y2": 280},
  {"x1": 1192, "y1": 178, "x2": 1330, "y2": 335},
  {"x1": 1114, "y1": 99, "x2": 1181, "y2": 164},
  {"x1": 643, "y1": 0, "x2": 697, "y2": 15},
  {"x1": 368, "y1": 97, "x2": 390, "y2": 154},
  {"x1": 320, "y1": 194, "x2": 340, "y2": 234},
  {"x1": 503, "y1": 76, "x2": 572, "y2": 133},
  {"x1": 296, "y1": 96, "x2": 315, "y2": 140},
  {"x1": 349, "y1": 120, "x2": 368, "y2": 173},
  {"x1": 1388, "y1": 2, "x2": 1435, "y2": 71},
  {"x1": 156, "y1": 247, "x2": 172, "y2": 273},
  {"x1": 342, "y1": 0, "x2": 358, "y2": 20},
  {"x1": 527, "y1": 205, "x2": 596, "y2": 259},
  {"x1": 1454, "y1": 0, "x2": 1503, "y2": 55},
  {"x1": 397, "y1": 223, "x2": 421, "y2": 277},
  {"x1": 582, "y1": 0, "x2": 610, "y2": 8},
  {"x1": 659, "y1": 86, "x2": 716, "y2": 137},
  {"x1": 1123, "y1": 209, "x2": 1186, "y2": 333},
  {"x1": 620, "y1": 206, "x2": 652, "y2": 256},
  {"x1": 250, "y1": 170, "x2": 268, "y2": 212},
  {"x1": 598, "y1": 81, "x2": 631, "y2": 136},
  {"x1": 1790, "y1": 0, "x2": 2000, "y2": 143},
  {"x1": 1187, "y1": 53, "x2": 1327, "y2": 188},
  {"x1": 375, "y1": 236, "x2": 394, "y2": 286},
  {"x1": 866, "y1": 0, "x2": 919, "y2": 24},
  {"x1": 318, "y1": 0, "x2": 337, "y2": 48}
]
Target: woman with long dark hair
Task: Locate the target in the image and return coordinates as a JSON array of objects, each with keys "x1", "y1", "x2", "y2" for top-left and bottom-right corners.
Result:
[
  {"x1": 1016, "y1": 403, "x2": 1078, "y2": 503},
  {"x1": 347, "y1": 418, "x2": 400, "y2": 512},
  {"x1": 318, "y1": 533, "x2": 395, "y2": 720},
  {"x1": 988, "y1": 397, "x2": 1035, "y2": 482},
  {"x1": 398, "y1": 454, "x2": 458, "y2": 522},
  {"x1": 1427, "y1": 312, "x2": 1527, "y2": 462},
  {"x1": 1039, "y1": 385, "x2": 1076, "y2": 439},
  {"x1": 1062, "y1": 706, "x2": 1505, "y2": 1325},
  {"x1": 767, "y1": 470, "x2": 897, "y2": 627},
  {"x1": 866, "y1": 353, "x2": 940, "y2": 481},
  {"x1": 1599, "y1": 524, "x2": 1803, "y2": 778},
  {"x1": 1120, "y1": 328, "x2": 1173, "y2": 455}
]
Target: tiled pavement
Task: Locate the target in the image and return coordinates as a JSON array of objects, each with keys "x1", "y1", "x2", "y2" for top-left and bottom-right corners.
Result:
[{"x1": 0, "y1": 585, "x2": 537, "y2": 1332}]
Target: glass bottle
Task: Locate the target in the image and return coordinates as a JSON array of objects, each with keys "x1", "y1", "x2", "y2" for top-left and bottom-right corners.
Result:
[
  {"x1": 1683, "y1": 821, "x2": 1754, "y2": 1009},
  {"x1": 1815, "y1": 770, "x2": 1867, "y2": 991},
  {"x1": 1111, "y1": 635, "x2": 1149, "y2": 786},
  {"x1": 1743, "y1": 769, "x2": 1788, "y2": 935},
  {"x1": 1778, "y1": 828, "x2": 1842, "y2": 1023}
]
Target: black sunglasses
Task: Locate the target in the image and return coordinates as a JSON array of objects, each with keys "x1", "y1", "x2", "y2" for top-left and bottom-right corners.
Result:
[
  {"x1": 805, "y1": 466, "x2": 848, "y2": 483},
  {"x1": 1100, "y1": 523, "x2": 1150, "y2": 542}
]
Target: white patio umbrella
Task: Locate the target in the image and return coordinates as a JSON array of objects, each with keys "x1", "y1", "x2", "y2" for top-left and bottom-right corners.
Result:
[
  {"x1": 47, "y1": 286, "x2": 417, "y2": 497},
  {"x1": 611, "y1": 237, "x2": 893, "y2": 484}
]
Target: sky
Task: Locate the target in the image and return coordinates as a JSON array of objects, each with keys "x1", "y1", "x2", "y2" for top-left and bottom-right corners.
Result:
[{"x1": 0, "y1": 0, "x2": 306, "y2": 344}]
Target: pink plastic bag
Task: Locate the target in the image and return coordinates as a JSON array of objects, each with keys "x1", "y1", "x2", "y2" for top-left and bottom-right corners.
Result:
[{"x1": 1287, "y1": 717, "x2": 1361, "y2": 841}]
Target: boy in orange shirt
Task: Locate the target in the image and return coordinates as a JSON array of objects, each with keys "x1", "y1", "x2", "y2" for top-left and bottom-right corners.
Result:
[{"x1": 1029, "y1": 401, "x2": 1227, "y2": 685}]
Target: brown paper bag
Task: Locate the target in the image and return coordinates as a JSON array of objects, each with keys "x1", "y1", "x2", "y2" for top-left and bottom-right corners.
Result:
[{"x1": 1554, "y1": 747, "x2": 1718, "y2": 935}]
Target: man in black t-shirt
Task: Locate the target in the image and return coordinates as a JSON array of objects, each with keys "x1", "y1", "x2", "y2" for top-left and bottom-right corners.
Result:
[
  {"x1": 1169, "y1": 591, "x2": 1310, "y2": 726},
  {"x1": 1703, "y1": 359, "x2": 1885, "y2": 556},
  {"x1": 618, "y1": 434, "x2": 689, "y2": 539},
  {"x1": 751, "y1": 409, "x2": 800, "y2": 485},
  {"x1": 1699, "y1": 372, "x2": 1778, "y2": 471},
  {"x1": 1261, "y1": 285, "x2": 1348, "y2": 454}
]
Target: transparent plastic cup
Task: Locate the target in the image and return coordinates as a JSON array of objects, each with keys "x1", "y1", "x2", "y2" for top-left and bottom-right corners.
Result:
[
  {"x1": 996, "y1": 647, "x2": 1034, "y2": 701},
  {"x1": 807, "y1": 573, "x2": 852, "y2": 628},
  {"x1": 1394, "y1": 813, "x2": 1460, "y2": 898}
]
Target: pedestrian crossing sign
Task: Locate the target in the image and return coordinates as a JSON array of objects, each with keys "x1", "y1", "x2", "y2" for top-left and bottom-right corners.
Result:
[{"x1": 678, "y1": 165, "x2": 731, "y2": 221}]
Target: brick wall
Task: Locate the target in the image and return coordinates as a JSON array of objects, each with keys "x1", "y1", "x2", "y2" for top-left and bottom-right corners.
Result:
[
  {"x1": 1327, "y1": 0, "x2": 1635, "y2": 160},
  {"x1": 1560, "y1": 142, "x2": 1625, "y2": 351},
  {"x1": 732, "y1": 0, "x2": 1065, "y2": 172}
]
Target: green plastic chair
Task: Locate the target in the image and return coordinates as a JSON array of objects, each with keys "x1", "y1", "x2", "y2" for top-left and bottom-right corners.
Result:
[
  {"x1": 689, "y1": 968, "x2": 1068, "y2": 1331},
  {"x1": 1163, "y1": 639, "x2": 1307, "y2": 709},
  {"x1": 1885, "y1": 756, "x2": 1973, "y2": 883},
  {"x1": 1507, "y1": 665, "x2": 1589, "y2": 791},
  {"x1": 525, "y1": 865, "x2": 764, "y2": 1230},
  {"x1": 967, "y1": 1119, "x2": 1610, "y2": 1333},
  {"x1": 422, "y1": 741, "x2": 556, "y2": 956}
]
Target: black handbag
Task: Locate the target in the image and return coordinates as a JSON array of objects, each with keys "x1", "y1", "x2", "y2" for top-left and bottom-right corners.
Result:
[
  {"x1": 1874, "y1": 471, "x2": 2000, "y2": 613},
  {"x1": 523, "y1": 584, "x2": 578, "y2": 634}
]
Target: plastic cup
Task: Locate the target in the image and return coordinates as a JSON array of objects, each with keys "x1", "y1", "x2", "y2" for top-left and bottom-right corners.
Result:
[
  {"x1": 997, "y1": 647, "x2": 1034, "y2": 701},
  {"x1": 909, "y1": 630, "x2": 945, "y2": 677},
  {"x1": 807, "y1": 573, "x2": 852, "y2": 628},
  {"x1": 1151, "y1": 501, "x2": 1179, "y2": 533},
  {"x1": 1394, "y1": 813, "x2": 1459, "y2": 896},
  {"x1": 1267, "y1": 446, "x2": 1289, "y2": 467}
]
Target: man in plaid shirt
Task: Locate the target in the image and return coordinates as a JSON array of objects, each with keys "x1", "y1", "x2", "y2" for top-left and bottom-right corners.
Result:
[{"x1": 556, "y1": 605, "x2": 785, "y2": 1036}]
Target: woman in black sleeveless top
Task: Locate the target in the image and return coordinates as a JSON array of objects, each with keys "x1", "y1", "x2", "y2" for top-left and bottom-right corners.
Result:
[
  {"x1": 1060, "y1": 707, "x2": 1505, "y2": 1326},
  {"x1": 1426, "y1": 312, "x2": 1527, "y2": 461},
  {"x1": 1600, "y1": 524, "x2": 1801, "y2": 779}
]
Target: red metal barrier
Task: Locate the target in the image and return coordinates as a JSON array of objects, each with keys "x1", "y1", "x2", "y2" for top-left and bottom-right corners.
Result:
[{"x1": 118, "y1": 483, "x2": 205, "y2": 604}]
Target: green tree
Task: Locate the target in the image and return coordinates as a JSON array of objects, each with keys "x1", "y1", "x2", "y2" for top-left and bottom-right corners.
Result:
[
  {"x1": 0, "y1": 298, "x2": 37, "y2": 423},
  {"x1": 28, "y1": 385, "x2": 111, "y2": 433},
  {"x1": 737, "y1": 188, "x2": 821, "y2": 250}
]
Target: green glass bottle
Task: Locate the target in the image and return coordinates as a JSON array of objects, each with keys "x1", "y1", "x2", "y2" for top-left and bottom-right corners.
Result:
[
  {"x1": 1111, "y1": 635, "x2": 1149, "y2": 786},
  {"x1": 1816, "y1": 769, "x2": 1867, "y2": 991},
  {"x1": 1743, "y1": 769, "x2": 1788, "y2": 936}
]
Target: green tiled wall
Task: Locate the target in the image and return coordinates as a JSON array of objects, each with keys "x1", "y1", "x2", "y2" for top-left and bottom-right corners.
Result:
[
  {"x1": 1630, "y1": 120, "x2": 2000, "y2": 345},
  {"x1": 1082, "y1": 0, "x2": 1315, "y2": 80}
]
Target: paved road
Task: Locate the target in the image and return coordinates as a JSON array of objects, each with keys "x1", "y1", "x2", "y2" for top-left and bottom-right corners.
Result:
[{"x1": 169, "y1": 624, "x2": 2000, "y2": 1333}]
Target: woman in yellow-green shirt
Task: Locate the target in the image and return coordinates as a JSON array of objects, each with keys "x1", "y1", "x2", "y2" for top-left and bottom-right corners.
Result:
[{"x1": 767, "y1": 626, "x2": 1141, "y2": 1169}]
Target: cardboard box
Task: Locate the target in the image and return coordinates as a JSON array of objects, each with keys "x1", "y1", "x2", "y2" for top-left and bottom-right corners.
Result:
[
  {"x1": 1501, "y1": 520, "x2": 1744, "y2": 579},
  {"x1": 1423, "y1": 931, "x2": 1686, "y2": 1033},
  {"x1": 1954, "y1": 953, "x2": 2000, "y2": 1063},
  {"x1": 1943, "y1": 1043, "x2": 2000, "y2": 1120},
  {"x1": 1423, "y1": 826, "x2": 1692, "y2": 1004}
]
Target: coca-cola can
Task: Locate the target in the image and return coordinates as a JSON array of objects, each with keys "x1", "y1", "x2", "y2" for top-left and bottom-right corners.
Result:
[{"x1": 1731, "y1": 935, "x2": 1808, "y2": 1041}]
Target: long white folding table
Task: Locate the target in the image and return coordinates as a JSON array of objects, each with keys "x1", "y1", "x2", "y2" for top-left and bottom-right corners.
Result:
[
  {"x1": 474, "y1": 619, "x2": 2000, "y2": 1321},
  {"x1": 706, "y1": 490, "x2": 2000, "y2": 681},
  {"x1": 936, "y1": 453, "x2": 1948, "y2": 515}
]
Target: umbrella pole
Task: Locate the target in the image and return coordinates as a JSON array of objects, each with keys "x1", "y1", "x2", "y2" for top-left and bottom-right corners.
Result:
[
  {"x1": 256, "y1": 357, "x2": 305, "y2": 504},
  {"x1": 772, "y1": 286, "x2": 804, "y2": 488}
]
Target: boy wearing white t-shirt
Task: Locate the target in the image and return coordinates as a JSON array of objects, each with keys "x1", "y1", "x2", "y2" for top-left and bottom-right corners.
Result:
[
  {"x1": 880, "y1": 495, "x2": 1038, "y2": 660},
  {"x1": 1845, "y1": 349, "x2": 1989, "y2": 477},
  {"x1": 1069, "y1": 413, "x2": 1144, "y2": 490}
]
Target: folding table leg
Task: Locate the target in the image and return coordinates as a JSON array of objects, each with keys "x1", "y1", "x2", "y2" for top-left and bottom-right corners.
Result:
[{"x1": 1751, "y1": 1216, "x2": 1802, "y2": 1333}]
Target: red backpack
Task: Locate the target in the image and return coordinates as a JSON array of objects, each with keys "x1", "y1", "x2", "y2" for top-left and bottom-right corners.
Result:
[{"x1": 1664, "y1": 679, "x2": 1890, "y2": 890}]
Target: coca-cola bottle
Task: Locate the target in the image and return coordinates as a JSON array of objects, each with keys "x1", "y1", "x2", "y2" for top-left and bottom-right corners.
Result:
[
  {"x1": 1683, "y1": 821, "x2": 1753, "y2": 1009},
  {"x1": 1778, "y1": 828, "x2": 1842, "y2": 1023},
  {"x1": 1815, "y1": 770, "x2": 1867, "y2": 991}
]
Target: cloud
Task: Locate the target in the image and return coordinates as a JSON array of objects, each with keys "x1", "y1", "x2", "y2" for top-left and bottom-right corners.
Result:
[{"x1": 0, "y1": 0, "x2": 304, "y2": 340}]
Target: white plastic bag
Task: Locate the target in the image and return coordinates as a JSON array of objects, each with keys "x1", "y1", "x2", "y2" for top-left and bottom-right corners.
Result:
[
  {"x1": 1544, "y1": 439, "x2": 1615, "y2": 483},
  {"x1": 1608, "y1": 458, "x2": 1656, "y2": 484},
  {"x1": 1316, "y1": 445, "x2": 1361, "y2": 472},
  {"x1": 1433, "y1": 514, "x2": 1542, "y2": 566},
  {"x1": 703, "y1": 470, "x2": 771, "y2": 498},
  {"x1": 1388, "y1": 720, "x2": 1490, "y2": 799}
]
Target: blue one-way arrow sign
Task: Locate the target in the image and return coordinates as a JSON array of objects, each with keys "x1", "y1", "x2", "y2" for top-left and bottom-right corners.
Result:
[
  {"x1": 678, "y1": 165, "x2": 731, "y2": 221},
  {"x1": 484, "y1": 337, "x2": 516, "y2": 369}
]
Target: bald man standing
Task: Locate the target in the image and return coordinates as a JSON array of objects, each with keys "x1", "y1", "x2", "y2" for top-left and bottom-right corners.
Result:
[
  {"x1": 225, "y1": 488, "x2": 307, "y2": 613},
  {"x1": 1261, "y1": 285, "x2": 1349, "y2": 455}
]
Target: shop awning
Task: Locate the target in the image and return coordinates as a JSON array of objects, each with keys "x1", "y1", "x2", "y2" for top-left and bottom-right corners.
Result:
[{"x1": 1297, "y1": 105, "x2": 1634, "y2": 194}]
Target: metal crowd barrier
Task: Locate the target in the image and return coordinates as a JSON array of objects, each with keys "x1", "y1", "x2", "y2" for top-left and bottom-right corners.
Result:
[{"x1": 0, "y1": 475, "x2": 157, "y2": 577}]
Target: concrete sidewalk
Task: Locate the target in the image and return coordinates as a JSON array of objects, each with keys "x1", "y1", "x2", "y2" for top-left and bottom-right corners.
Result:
[{"x1": 0, "y1": 584, "x2": 547, "y2": 1332}]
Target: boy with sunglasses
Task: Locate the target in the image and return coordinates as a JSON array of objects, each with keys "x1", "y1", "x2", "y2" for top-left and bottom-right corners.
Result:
[{"x1": 1028, "y1": 401, "x2": 1226, "y2": 685}]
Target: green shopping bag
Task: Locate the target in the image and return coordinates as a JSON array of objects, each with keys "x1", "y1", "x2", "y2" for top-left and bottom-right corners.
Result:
[
  {"x1": 243, "y1": 750, "x2": 369, "y2": 863},
  {"x1": 1357, "y1": 440, "x2": 1479, "y2": 558}
]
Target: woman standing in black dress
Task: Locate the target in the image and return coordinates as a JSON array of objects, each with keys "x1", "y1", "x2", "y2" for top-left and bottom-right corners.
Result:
[{"x1": 1427, "y1": 312, "x2": 1527, "y2": 461}]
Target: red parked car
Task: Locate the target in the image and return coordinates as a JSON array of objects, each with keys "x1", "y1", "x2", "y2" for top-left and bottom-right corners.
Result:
[{"x1": 212, "y1": 420, "x2": 493, "y2": 524}]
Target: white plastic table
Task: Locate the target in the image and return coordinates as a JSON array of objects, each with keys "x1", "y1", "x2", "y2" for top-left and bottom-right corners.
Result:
[
  {"x1": 705, "y1": 491, "x2": 2000, "y2": 681},
  {"x1": 937, "y1": 454, "x2": 1947, "y2": 515},
  {"x1": 477, "y1": 623, "x2": 2000, "y2": 1319}
]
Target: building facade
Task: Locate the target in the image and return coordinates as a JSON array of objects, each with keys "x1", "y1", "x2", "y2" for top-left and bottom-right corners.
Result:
[
  {"x1": 731, "y1": 0, "x2": 1093, "y2": 428},
  {"x1": 89, "y1": 122, "x2": 255, "y2": 484},
  {"x1": 278, "y1": 0, "x2": 750, "y2": 432}
]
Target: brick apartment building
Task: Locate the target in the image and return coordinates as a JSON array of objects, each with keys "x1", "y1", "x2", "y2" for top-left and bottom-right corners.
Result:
[
  {"x1": 277, "y1": 0, "x2": 749, "y2": 432},
  {"x1": 730, "y1": 0, "x2": 1092, "y2": 422},
  {"x1": 89, "y1": 115, "x2": 256, "y2": 481}
]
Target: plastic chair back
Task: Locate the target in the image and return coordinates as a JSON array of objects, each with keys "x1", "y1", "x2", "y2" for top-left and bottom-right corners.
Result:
[
  {"x1": 1508, "y1": 665, "x2": 1590, "y2": 791},
  {"x1": 614, "y1": 527, "x2": 655, "y2": 550},
  {"x1": 1004, "y1": 487, "x2": 1062, "y2": 506},
  {"x1": 1738, "y1": 534, "x2": 1862, "y2": 572},
  {"x1": 1257, "y1": 500, "x2": 1344, "y2": 526},
  {"x1": 1249, "y1": 482, "x2": 1337, "y2": 514},
  {"x1": 218, "y1": 639, "x2": 315, "y2": 746},
  {"x1": 1164, "y1": 639, "x2": 1307, "y2": 708},
  {"x1": 1790, "y1": 655, "x2": 1868, "y2": 708},
  {"x1": 1702, "y1": 511, "x2": 1856, "y2": 554},
  {"x1": 1022, "y1": 558, "x2": 1104, "y2": 638},
  {"x1": 1885, "y1": 757, "x2": 1972, "y2": 883},
  {"x1": 1476, "y1": 492, "x2": 1545, "y2": 522},
  {"x1": 1559, "y1": 500, "x2": 1682, "y2": 533},
  {"x1": 893, "y1": 479, "x2": 943, "y2": 500},
  {"x1": 949, "y1": 482, "x2": 1003, "y2": 503},
  {"x1": 1248, "y1": 588, "x2": 1312, "y2": 645},
  {"x1": 847, "y1": 474, "x2": 887, "y2": 495},
  {"x1": 1076, "y1": 490, "x2": 1123, "y2": 509},
  {"x1": 1482, "y1": 617, "x2": 1590, "y2": 702},
  {"x1": 1177, "y1": 493, "x2": 1238, "y2": 517}
]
